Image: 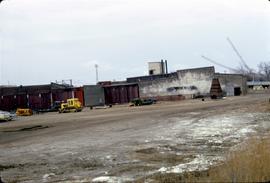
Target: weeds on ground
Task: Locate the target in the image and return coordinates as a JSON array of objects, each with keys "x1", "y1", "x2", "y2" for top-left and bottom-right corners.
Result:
[
  {"x1": 208, "y1": 137, "x2": 270, "y2": 182},
  {"x1": 146, "y1": 137, "x2": 270, "y2": 183}
]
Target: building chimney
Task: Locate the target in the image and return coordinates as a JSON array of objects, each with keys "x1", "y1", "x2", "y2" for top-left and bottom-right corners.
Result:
[
  {"x1": 165, "y1": 60, "x2": 168, "y2": 74},
  {"x1": 161, "y1": 59, "x2": 164, "y2": 74}
]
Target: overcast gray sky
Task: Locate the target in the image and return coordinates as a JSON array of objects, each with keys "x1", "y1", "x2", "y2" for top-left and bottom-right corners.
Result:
[{"x1": 0, "y1": 0, "x2": 269, "y2": 86}]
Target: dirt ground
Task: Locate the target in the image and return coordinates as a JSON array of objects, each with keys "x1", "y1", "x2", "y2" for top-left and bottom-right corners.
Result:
[{"x1": 1, "y1": 94, "x2": 270, "y2": 183}]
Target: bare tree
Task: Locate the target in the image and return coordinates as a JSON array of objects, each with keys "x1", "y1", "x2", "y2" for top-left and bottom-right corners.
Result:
[
  {"x1": 234, "y1": 64, "x2": 255, "y2": 81},
  {"x1": 258, "y1": 62, "x2": 270, "y2": 81}
]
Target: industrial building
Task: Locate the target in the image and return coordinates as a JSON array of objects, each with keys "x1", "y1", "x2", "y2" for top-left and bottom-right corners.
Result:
[
  {"x1": 83, "y1": 83, "x2": 139, "y2": 107},
  {"x1": 127, "y1": 62, "x2": 247, "y2": 100},
  {"x1": 0, "y1": 83, "x2": 84, "y2": 111},
  {"x1": 215, "y1": 73, "x2": 247, "y2": 96},
  {"x1": 0, "y1": 62, "x2": 248, "y2": 111}
]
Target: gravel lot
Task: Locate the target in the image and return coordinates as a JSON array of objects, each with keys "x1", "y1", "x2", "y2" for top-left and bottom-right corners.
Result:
[{"x1": 0, "y1": 94, "x2": 270, "y2": 182}]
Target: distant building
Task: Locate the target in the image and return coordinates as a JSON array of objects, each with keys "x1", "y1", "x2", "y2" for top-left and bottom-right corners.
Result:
[
  {"x1": 128, "y1": 65, "x2": 248, "y2": 100},
  {"x1": 148, "y1": 60, "x2": 168, "y2": 75},
  {"x1": 247, "y1": 81, "x2": 270, "y2": 93}
]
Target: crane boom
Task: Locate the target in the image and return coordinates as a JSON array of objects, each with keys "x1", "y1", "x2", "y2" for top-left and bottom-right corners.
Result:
[
  {"x1": 201, "y1": 55, "x2": 238, "y2": 72},
  {"x1": 226, "y1": 37, "x2": 252, "y2": 72}
]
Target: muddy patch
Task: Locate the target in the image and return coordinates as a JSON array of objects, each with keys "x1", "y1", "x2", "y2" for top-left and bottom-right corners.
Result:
[
  {"x1": 0, "y1": 164, "x2": 16, "y2": 171},
  {"x1": 3, "y1": 125, "x2": 50, "y2": 132},
  {"x1": 134, "y1": 147, "x2": 194, "y2": 166}
]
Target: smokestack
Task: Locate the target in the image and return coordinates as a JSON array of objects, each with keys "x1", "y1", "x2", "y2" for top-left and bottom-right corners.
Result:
[
  {"x1": 161, "y1": 59, "x2": 164, "y2": 74},
  {"x1": 165, "y1": 60, "x2": 168, "y2": 74}
]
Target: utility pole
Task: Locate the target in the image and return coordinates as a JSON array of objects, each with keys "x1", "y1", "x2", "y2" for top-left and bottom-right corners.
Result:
[{"x1": 95, "y1": 64, "x2": 99, "y2": 84}]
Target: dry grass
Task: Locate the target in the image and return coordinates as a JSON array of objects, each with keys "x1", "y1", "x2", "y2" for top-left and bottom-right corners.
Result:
[
  {"x1": 208, "y1": 137, "x2": 270, "y2": 182},
  {"x1": 146, "y1": 137, "x2": 270, "y2": 183}
]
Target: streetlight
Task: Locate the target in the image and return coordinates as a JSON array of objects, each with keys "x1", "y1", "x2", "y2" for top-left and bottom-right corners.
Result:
[{"x1": 95, "y1": 64, "x2": 99, "y2": 84}]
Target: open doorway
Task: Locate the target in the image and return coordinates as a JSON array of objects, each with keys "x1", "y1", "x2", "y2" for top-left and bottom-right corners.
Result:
[{"x1": 234, "y1": 87, "x2": 241, "y2": 96}]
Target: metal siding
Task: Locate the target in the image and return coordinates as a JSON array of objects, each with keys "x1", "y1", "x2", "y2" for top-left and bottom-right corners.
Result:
[
  {"x1": 40, "y1": 93, "x2": 51, "y2": 109},
  {"x1": 0, "y1": 95, "x2": 16, "y2": 111},
  {"x1": 120, "y1": 86, "x2": 128, "y2": 103},
  {"x1": 104, "y1": 87, "x2": 112, "y2": 105},
  {"x1": 28, "y1": 93, "x2": 51, "y2": 110},
  {"x1": 29, "y1": 94, "x2": 41, "y2": 110},
  {"x1": 52, "y1": 90, "x2": 73, "y2": 102},
  {"x1": 111, "y1": 87, "x2": 119, "y2": 104},
  {"x1": 104, "y1": 84, "x2": 139, "y2": 104},
  {"x1": 84, "y1": 85, "x2": 105, "y2": 106},
  {"x1": 74, "y1": 87, "x2": 84, "y2": 106},
  {"x1": 0, "y1": 84, "x2": 76, "y2": 111},
  {"x1": 128, "y1": 85, "x2": 139, "y2": 101},
  {"x1": 16, "y1": 94, "x2": 28, "y2": 108}
]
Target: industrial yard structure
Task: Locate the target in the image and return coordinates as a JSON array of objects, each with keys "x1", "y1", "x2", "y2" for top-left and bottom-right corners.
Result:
[
  {"x1": 0, "y1": 83, "x2": 84, "y2": 111},
  {"x1": 0, "y1": 63, "x2": 249, "y2": 111},
  {"x1": 0, "y1": 62, "x2": 269, "y2": 183},
  {"x1": 128, "y1": 65, "x2": 247, "y2": 100}
]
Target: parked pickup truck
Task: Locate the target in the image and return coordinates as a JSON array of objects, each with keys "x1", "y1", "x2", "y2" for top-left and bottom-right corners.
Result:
[{"x1": 129, "y1": 98, "x2": 157, "y2": 106}]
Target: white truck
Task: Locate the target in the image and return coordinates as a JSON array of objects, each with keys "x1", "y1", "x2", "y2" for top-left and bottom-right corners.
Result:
[{"x1": 0, "y1": 110, "x2": 14, "y2": 121}]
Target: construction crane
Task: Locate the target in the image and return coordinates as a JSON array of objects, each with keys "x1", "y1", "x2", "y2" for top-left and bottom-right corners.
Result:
[
  {"x1": 226, "y1": 37, "x2": 253, "y2": 73},
  {"x1": 201, "y1": 55, "x2": 238, "y2": 73}
]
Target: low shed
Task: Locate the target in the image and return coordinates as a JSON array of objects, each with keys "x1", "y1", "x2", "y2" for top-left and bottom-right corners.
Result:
[
  {"x1": 0, "y1": 83, "x2": 75, "y2": 111},
  {"x1": 103, "y1": 83, "x2": 139, "y2": 105}
]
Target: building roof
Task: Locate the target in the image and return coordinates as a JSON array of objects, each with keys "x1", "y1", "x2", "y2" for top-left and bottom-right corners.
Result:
[
  {"x1": 247, "y1": 81, "x2": 270, "y2": 86},
  {"x1": 177, "y1": 66, "x2": 215, "y2": 72},
  {"x1": 215, "y1": 73, "x2": 245, "y2": 77},
  {"x1": 126, "y1": 72, "x2": 177, "y2": 83},
  {"x1": 102, "y1": 82, "x2": 138, "y2": 87}
]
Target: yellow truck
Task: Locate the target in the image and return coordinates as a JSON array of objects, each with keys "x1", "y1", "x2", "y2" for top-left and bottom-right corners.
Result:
[
  {"x1": 16, "y1": 108, "x2": 33, "y2": 116},
  {"x1": 59, "y1": 98, "x2": 83, "y2": 113}
]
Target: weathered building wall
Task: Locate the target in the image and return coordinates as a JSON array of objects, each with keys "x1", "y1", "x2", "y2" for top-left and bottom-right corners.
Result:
[
  {"x1": 176, "y1": 67, "x2": 215, "y2": 96},
  {"x1": 215, "y1": 73, "x2": 247, "y2": 96},
  {"x1": 148, "y1": 62, "x2": 164, "y2": 75},
  {"x1": 139, "y1": 67, "x2": 215, "y2": 98},
  {"x1": 139, "y1": 77, "x2": 180, "y2": 98}
]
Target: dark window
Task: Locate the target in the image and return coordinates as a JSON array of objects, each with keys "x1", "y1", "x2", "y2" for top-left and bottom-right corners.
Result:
[{"x1": 234, "y1": 87, "x2": 241, "y2": 96}]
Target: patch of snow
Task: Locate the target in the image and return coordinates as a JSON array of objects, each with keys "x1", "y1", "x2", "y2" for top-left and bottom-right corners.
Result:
[
  {"x1": 42, "y1": 173, "x2": 55, "y2": 180},
  {"x1": 92, "y1": 176, "x2": 113, "y2": 182},
  {"x1": 187, "y1": 112, "x2": 201, "y2": 115},
  {"x1": 92, "y1": 176, "x2": 133, "y2": 183},
  {"x1": 158, "y1": 155, "x2": 211, "y2": 174},
  {"x1": 238, "y1": 128, "x2": 255, "y2": 134},
  {"x1": 158, "y1": 167, "x2": 167, "y2": 172}
]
